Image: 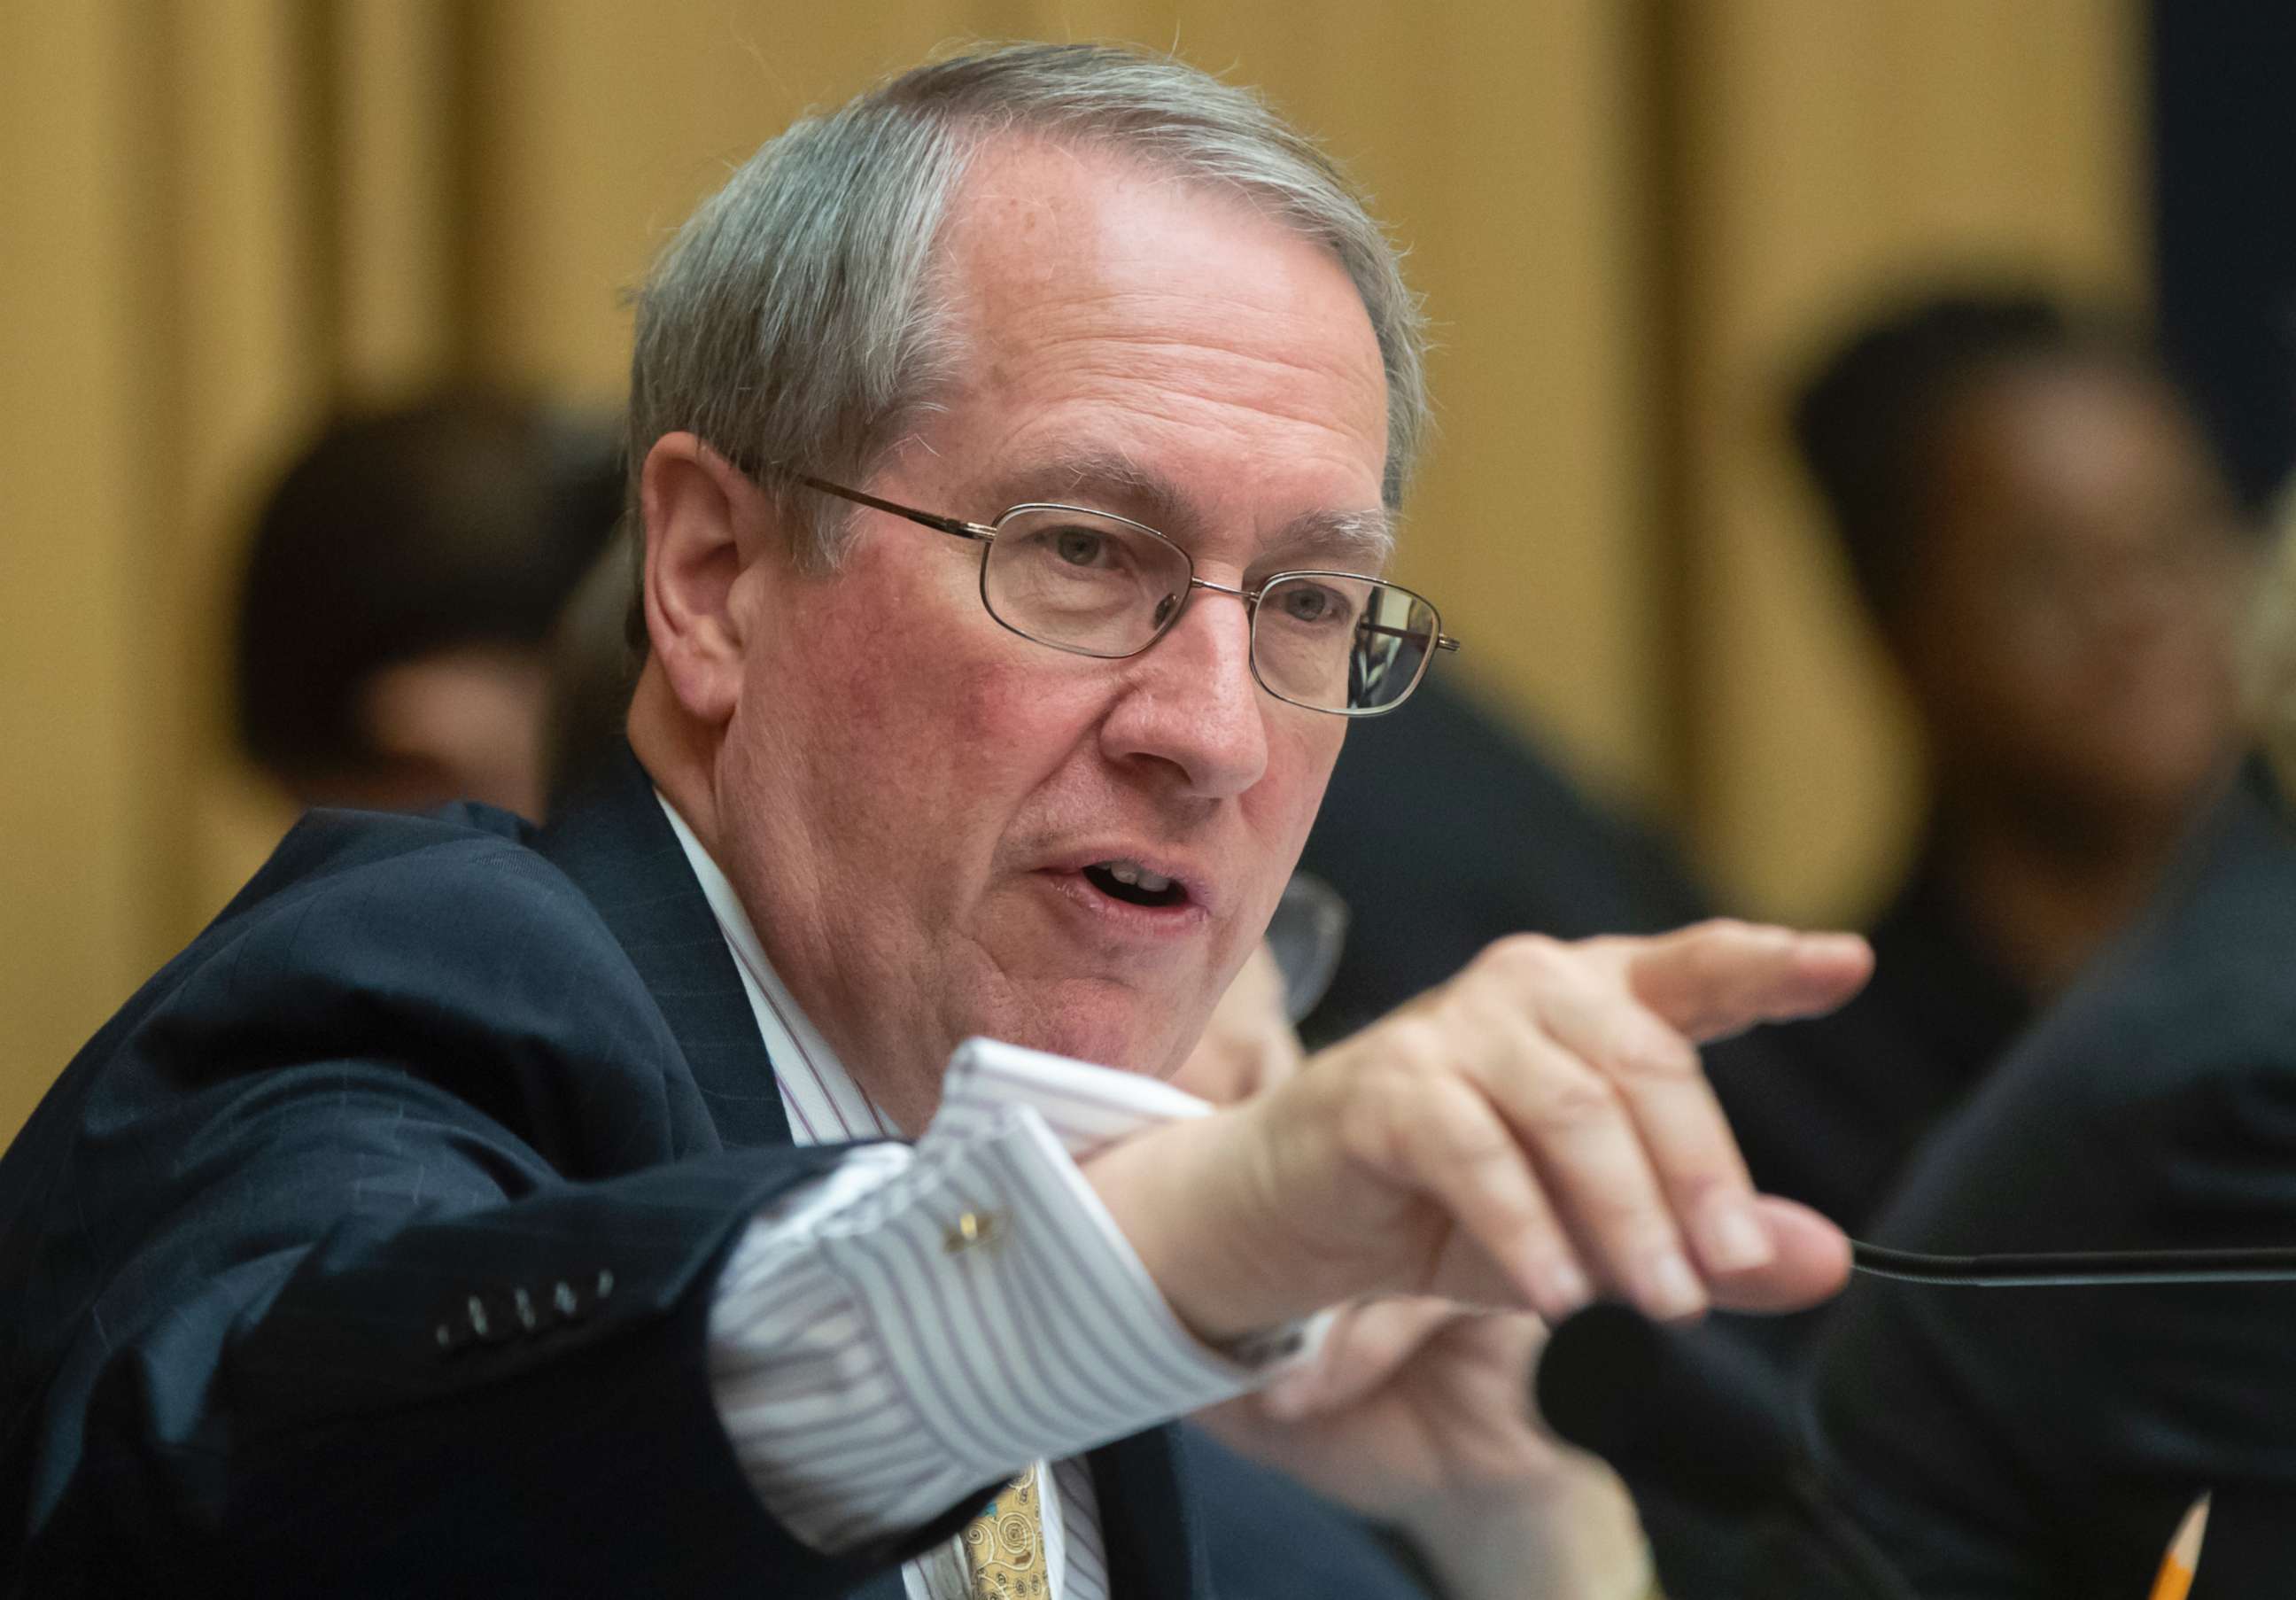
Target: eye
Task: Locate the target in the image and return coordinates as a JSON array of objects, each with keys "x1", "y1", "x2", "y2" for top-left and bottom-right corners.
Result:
[
  {"x1": 1051, "y1": 525, "x2": 1113, "y2": 568},
  {"x1": 1275, "y1": 581, "x2": 1350, "y2": 625}
]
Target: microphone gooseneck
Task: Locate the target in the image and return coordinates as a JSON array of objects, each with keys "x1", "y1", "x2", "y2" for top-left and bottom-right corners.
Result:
[
  {"x1": 1535, "y1": 1301, "x2": 1801, "y2": 1512},
  {"x1": 1850, "y1": 1239, "x2": 2296, "y2": 1286},
  {"x1": 1532, "y1": 1247, "x2": 2292, "y2": 1592}
]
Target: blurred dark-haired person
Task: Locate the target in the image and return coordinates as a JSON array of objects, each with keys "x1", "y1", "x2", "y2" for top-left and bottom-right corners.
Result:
[
  {"x1": 541, "y1": 532, "x2": 645, "y2": 807},
  {"x1": 234, "y1": 395, "x2": 622, "y2": 819},
  {"x1": 1717, "y1": 289, "x2": 2257, "y2": 1235},
  {"x1": 1775, "y1": 506, "x2": 2296, "y2": 1600}
]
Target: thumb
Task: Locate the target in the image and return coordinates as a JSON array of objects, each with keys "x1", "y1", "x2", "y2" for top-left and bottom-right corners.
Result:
[{"x1": 1262, "y1": 1298, "x2": 1464, "y2": 1419}]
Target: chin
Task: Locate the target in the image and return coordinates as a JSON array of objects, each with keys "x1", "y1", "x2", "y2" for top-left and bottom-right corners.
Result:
[
  {"x1": 988, "y1": 992, "x2": 1193, "y2": 1076},
  {"x1": 1037, "y1": 1020, "x2": 1175, "y2": 1076},
  {"x1": 964, "y1": 968, "x2": 1203, "y2": 1065}
]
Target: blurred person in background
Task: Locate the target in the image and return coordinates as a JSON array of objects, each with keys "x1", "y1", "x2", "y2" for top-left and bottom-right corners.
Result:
[
  {"x1": 234, "y1": 394, "x2": 623, "y2": 821},
  {"x1": 1714, "y1": 289, "x2": 2256, "y2": 1235},
  {"x1": 543, "y1": 530, "x2": 647, "y2": 810},
  {"x1": 1771, "y1": 499, "x2": 2296, "y2": 1598}
]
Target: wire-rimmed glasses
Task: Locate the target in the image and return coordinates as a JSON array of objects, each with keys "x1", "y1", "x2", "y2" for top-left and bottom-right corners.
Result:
[{"x1": 780, "y1": 471, "x2": 1459, "y2": 717}]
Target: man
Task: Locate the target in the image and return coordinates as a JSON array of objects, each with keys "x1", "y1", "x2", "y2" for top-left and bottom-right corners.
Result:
[{"x1": 0, "y1": 45, "x2": 1866, "y2": 1597}]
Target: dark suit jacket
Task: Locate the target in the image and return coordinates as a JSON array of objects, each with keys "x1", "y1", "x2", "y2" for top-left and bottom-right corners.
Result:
[
  {"x1": 1796, "y1": 759, "x2": 2296, "y2": 1598},
  {"x1": 0, "y1": 748, "x2": 1424, "y2": 1598}
]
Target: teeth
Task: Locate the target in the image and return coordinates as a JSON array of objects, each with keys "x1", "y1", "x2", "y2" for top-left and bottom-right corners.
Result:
[{"x1": 1098, "y1": 859, "x2": 1175, "y2": 894}]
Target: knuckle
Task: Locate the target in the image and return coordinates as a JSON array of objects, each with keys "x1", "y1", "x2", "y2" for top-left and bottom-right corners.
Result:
[
  {"x1": 1335, "y1": 1054, "x2": 1428, "y2": 1158},
  {"x1": 1528, "y1": 1068, "x2": 1622, "y2": 1130},
  {"x1": 1335, "y1": 1080, "x2": 1405, "y2": 1170},
  {"x1": 1481, "y1": 932, "x2": 1568, "y2": 981},
  {"x1": 1579, "y1": 1184, "x2": 1675, "y2": 1241},
  {"x1": 1429, "y1": 1085, "x2": 1516, "y2": 1163},
  {"x1": 1377, "y1": 1014, "x2": 1453, "y2": 1077},
  {"x1": 1612, "y1": 1036, "x2": 1702, "y2": 1084}
]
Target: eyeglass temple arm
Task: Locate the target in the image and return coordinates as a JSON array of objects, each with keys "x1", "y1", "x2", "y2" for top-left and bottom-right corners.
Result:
[
  {"x1": 1359, "y1": 622, "x2": 1462, "y2": 652},
  {"x1": 792, "y1": 473, "x2": 995, "y2": 543}
]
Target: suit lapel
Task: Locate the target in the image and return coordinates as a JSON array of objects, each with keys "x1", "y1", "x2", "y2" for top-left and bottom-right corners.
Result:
[
  {"x1": 542, "y1": 747, "x2": 1206, "y2": 1597},
  {"x1": 538, "y1": 742, "x2": 794, "y2": 1150},
  {"x1": 1091, "y1": 1427, "x2": 1206, "y2": 1598}
]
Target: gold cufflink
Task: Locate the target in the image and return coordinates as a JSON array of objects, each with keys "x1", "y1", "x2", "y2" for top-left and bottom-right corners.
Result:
[{"x1": 944, "y1": 1209, "x2": 1002, "y2": 1253}]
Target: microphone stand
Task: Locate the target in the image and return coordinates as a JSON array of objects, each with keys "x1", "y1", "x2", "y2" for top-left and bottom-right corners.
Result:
[
  {"x1": 1780, "y1": 1464, "x2": 1925, "y2": 1600},
  {"x1": 1536, "y1": 1302, "x2": 1922, "y2": 1600}
]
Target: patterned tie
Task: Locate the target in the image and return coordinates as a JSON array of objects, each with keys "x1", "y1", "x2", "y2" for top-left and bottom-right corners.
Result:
[{"x1": 961, "y1": 1464, "x2": 1046, "y2": 1598}]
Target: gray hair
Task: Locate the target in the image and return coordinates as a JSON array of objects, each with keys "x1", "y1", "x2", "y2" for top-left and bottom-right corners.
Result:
[{"x1": 625, "y1": 41, "x2": 1428, "y2": 606}]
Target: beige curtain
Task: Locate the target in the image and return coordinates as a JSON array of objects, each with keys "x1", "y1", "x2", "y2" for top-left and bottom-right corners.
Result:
[{"x1": 0, "y1": 0, "x2": 2141, "y2": 1144}]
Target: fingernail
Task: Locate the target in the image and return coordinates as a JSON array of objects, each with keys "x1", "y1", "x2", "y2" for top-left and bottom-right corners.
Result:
[
  {"x1": 1643, "y1": 1250, "x2": 1706, "y2": 1320},
  {"x1": 1537, "y1": 1255, "x2": 1593, "y2": 1317},
  {"x1": 1696, "y1": 1199, "x2": 1775, "y2": 1274}
]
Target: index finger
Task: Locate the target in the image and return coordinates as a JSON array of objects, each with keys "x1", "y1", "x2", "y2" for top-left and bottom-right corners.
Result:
[
  {"x1": 1602, "y1": 920, "x2": 1872, "y2": 1043},
  {"x1": 1525, "y1": 967, "x2": 1772, "y2": 1290}
]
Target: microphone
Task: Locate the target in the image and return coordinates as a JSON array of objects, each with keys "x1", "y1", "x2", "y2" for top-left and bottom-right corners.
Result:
[{"x1": 1536, "y1": 1302, "x2": 1921, "y2": 1600}]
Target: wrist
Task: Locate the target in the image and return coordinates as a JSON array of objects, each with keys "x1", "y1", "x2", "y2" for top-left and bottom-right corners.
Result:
[{"x1": 1082, "y1": 1107, "x2": 1302, "y2": 1345}]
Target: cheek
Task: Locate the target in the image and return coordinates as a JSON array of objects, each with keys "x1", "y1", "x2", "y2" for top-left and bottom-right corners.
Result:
[
  {"x1": 725, "y1": 581, "x2": 959, "y2": 864},
  {"x1": 1257, "y1": 718, "x2": 1343, "y2": 836},
  {"x1": 944, "y1": 665, "x2": 1121, "y2": 845},
  {"x1": 1229, "y1": 719, "x2": 1342, "y2": 929},
  {"x1": 803, "y1": 600, "x2": 1107, "y2": 858},
  {"x1": 1907, "y1": 600, "x2": 2062, "y2": 726},
  {"x1": 788, "y1": 568, "x2": 990, "y2": 764}
]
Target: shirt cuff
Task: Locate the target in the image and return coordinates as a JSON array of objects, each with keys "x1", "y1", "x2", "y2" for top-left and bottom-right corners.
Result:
[{"x1": 706, "y1": 1037, "x2": 1319, "y2": 1552}]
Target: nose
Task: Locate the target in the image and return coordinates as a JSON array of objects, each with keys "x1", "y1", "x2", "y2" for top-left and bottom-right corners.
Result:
[{"x1": 1098, "y1": 585, "x2": 1269, "y2": 798}]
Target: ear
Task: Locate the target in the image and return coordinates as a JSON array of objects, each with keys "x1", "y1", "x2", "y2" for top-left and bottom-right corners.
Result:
[{"x1": 639, "y1": 431, "x2": 773, "y2": 727}]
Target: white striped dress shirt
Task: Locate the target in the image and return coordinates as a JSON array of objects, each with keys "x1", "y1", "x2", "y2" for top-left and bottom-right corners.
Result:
[{"x1": 662, "y1": 799, "x2": 1306, "y2": 1599}]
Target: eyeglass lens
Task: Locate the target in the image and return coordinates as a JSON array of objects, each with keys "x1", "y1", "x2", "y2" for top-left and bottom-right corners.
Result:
[{"x1": 979, "y1": 506, "x2": 1438, "y2": 714}]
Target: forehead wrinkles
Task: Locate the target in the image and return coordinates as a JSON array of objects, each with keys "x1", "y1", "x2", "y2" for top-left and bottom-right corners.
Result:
[
  {"x1": 933, "y1": 137, "x2": 1385, "y2": 416},
  {"x1": 1029, "y1": 312, "x2": 1383, "y2": 440}
]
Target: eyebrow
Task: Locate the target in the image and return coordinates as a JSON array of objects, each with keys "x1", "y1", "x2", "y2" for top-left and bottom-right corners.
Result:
[{"x1": 981, "y1": 447, "x2": 1396, "y2": 571}]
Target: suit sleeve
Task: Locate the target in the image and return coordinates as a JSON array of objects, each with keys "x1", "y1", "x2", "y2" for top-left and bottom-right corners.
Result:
[
  {"x1": 1, "y1": 828, "x2": 961, "y2": 1598},
  {"x1": 1803, "y1": 976, "x2": 2296, "y2": 1599}
]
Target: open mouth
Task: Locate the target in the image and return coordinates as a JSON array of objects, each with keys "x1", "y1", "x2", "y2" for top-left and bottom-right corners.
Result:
[{"x1": 1081, "y1": 859, "x2": 1189, "y2": 909}]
